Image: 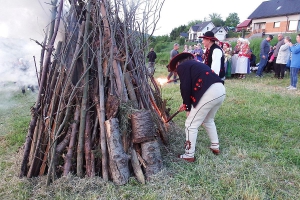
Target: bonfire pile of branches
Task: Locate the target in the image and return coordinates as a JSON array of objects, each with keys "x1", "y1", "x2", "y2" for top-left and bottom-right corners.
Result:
[{"x1": 20, "y1": 0, "x2": 170, "y2": 186}]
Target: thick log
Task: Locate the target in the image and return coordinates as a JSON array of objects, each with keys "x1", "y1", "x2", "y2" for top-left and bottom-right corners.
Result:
[
  {"x1": 131, "y1": 110, "x2": 155, "y2": 143},
  {"x1": 141, "y1": 140, "x2": 163, "y2": 178},
  {"x1": 105, "y1": 118, "x2": 129, "y2": 185}
]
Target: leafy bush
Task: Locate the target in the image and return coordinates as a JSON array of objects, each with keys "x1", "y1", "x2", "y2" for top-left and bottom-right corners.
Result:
[
  {"x1": 227, "y1": 31, "x2": 241, "y2": 38},
  {"x1": 154, "y1": 43, "x2": 166, "y2": 52},
  {"x1": 178, "y1": 37, "x2": 185, "y2": 46},
  {"x1": 156, "y1": 52, "x2": 170, "y2": 65}
]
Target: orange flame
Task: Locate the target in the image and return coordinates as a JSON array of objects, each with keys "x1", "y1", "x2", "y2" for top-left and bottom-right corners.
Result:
[{"x1": 157, "y1": 78, "x2": 168, "y2": 86}]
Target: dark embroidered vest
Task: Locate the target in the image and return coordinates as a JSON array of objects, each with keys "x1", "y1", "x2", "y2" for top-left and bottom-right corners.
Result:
[{"x1": 205, "y1": 43, "x2": 225, "y2": 79}]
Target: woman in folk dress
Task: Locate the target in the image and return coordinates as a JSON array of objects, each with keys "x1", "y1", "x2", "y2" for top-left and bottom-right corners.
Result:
[{"x1": 235, "y1": 39, "x2": 251, "y2": 79}]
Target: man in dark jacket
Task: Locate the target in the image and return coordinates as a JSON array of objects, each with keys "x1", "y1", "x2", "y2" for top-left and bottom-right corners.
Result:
[
  {"x1": 168, "y1": 52, "x2": 226, "y2": 162},
  {"x1": 147, "y1": 48, "x2": 157, "y2": 76},
  {"x1": 256, "y1": 34, "x2": 273, "y2": 77}
]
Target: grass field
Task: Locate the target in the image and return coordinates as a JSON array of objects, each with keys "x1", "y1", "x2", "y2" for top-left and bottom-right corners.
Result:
[{"x1": 0, "y1": 67, "x2": 299, "y2": 200}]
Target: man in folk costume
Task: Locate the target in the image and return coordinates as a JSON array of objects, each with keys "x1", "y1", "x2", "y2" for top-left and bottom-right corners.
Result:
[
  {"x1": 200, "y1": 31, "x2": 226, "y2": 80},
  {"x1": 168, "y1": 52, "x2": 226, "y2": 162}
]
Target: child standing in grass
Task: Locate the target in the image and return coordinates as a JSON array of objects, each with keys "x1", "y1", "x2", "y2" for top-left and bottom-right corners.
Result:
[{"x1": 168, "y1": 52, "x2": 226, "y2": 162}]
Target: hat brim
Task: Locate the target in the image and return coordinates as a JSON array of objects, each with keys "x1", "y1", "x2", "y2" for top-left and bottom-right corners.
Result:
[
  {"x1": 198, "y1": 36, "x2": 219, "y2": 41},
  {"x1": 168, "y1": 52, "x2": 194, "y2": 72}
]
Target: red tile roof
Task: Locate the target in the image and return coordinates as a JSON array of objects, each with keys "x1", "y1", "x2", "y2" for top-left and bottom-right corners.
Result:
[{"x1": 236, "y1": 19, "x2": 252, "y2": 28}]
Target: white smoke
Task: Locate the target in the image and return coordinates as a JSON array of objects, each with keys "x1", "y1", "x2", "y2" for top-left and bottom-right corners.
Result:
[{"x1": 0, "y1": 0, "x2": 69, "y2": 90}]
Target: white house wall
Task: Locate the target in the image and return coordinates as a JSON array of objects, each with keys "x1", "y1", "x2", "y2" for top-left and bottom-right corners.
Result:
[
  {"x1": 215, "y1": 28, "x2": 227, "y2": 41},
  {"x1": 188, "y1": 22, "x2": 216, "y2": 41}
]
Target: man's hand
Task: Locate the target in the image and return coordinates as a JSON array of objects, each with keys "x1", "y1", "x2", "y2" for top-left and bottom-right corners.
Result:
[{"x1": 179, "y1": 104, "x2": 186, "y2": 112}]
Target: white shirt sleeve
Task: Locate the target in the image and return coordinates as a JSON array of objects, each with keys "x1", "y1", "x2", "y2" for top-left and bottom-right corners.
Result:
[{"x1": 211, "y1": 48, "x2": 222, "y2": 75}]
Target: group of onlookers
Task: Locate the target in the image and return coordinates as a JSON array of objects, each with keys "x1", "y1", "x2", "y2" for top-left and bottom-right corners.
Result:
[
  {"x1": 183, "y1": 44, "x2": 204, "y2": 62},
  {"x1": 217, "y1": 33, "x2": 300, "y2": 90},
  {"x1": 255, "y1": 33, "x2": 300, "y2": 90},
  {"x1": 147, "y1": 32, "x2": 300, "y2": 90}
]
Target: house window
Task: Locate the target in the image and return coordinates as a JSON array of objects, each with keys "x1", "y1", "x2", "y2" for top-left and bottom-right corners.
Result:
[
  {"x1": 274, "y1": 22, "x2": 280, "y2": 28},
  {"x1": 289, "y1": 20, "x2": 298, "y2": 31},
  {"x1": 207, "y1": 27, "x2": 209, "y2": 30}
]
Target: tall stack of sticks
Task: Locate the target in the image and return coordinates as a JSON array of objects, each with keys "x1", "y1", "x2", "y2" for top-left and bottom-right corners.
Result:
[{"x1": 19, "y1": 0, "x2": 169, "y2": 185}]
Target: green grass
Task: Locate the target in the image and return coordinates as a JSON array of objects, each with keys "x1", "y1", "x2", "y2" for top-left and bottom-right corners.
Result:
[{"x1": 0, "y1": 70, "x2": 300, "y2": 199}]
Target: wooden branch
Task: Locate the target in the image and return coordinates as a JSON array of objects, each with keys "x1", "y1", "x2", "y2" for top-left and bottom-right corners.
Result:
[
  {"x1": 94, "y1": 88, "x2": 108, "y2": 181},
  {"x1": 56, "y1": 129, "x2": 71, "y2": 154},
  {"x1": 130, "y1": 147, "x2": 145, "y2": 184},
  {"x1": 136, "y1": 151, "x2": 147, "y2": 169},
  {"x1": 84, "y1": 111, "x2": 92, "y2": 177},
  {"x1": 33, "y1": 56, "x2": 40, "y2": 86},
  {"x1": 95, "y1": 8, "x2": 108, "y2": 181},
  {"x1": 43, "y1": 0, "x2": 68, "y2": 185},
  {"x1": 26, "y1": 116, "x2": 46, "y2": 178},
  {"x1": 63, "y1": 105, "x2": 80, "y2": 176},
  {"x1": 77, "y1": 2, "x2": 91, "y2": 177}
]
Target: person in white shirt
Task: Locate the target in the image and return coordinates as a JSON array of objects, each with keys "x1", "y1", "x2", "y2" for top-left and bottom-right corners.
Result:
[{"x1": 199, "y1": 31, "x2": 225, "y2": 80}]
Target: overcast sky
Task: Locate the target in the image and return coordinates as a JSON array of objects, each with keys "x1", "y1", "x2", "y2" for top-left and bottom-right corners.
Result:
[
  {"x1": 0, "y1": 0, "x2": 267, "y2": 38},
  {"x1": 154, "y1": 0, "x2": 266, "y2": 36}
]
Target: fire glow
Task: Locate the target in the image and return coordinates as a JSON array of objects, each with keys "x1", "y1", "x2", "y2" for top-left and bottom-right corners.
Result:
[{"x1": 157, "y1": 78, "x2": 168, "y2": 86}]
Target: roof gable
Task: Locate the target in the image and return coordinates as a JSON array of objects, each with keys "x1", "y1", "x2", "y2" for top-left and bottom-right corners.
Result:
[
  {"x1": 248, "y1": 0, "x2": 300, "y2": 19},
  {"x1": 211, "y1": 27, "x2": 227, "y2": 34},
  {"x1": 237, "y1": 19, "x2": 252, "y2": 28},
  {"x1": 180, "y1": 32, "x2": 188, "y2": 37},
  {"x1": 191, "y1": 21, "x2": 213, "y2": 32}
]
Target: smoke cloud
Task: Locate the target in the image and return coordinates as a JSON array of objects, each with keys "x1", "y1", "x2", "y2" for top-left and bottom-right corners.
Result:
[{"x1": 0, "y1": 0, "x2": 68, "y2": 90}]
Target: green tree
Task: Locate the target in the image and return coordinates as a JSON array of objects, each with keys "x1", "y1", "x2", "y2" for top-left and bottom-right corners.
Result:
[
  {"x1": 225, "y1": 13, "x2": 240, "y2": 27},
  {"x1": 186, "y1": 20, "x2": 202, "y2": 31},
  {"x1": 208, "y1": 13, "x2": 224, "y2": 27},
  {"x1": 170, "y1": 25, "x2": 187, "y2": 40}
]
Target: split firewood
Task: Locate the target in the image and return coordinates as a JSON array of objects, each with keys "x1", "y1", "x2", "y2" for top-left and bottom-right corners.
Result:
[{"x1": 105, "y1": 118, "x2": 130, "y2": 185}]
